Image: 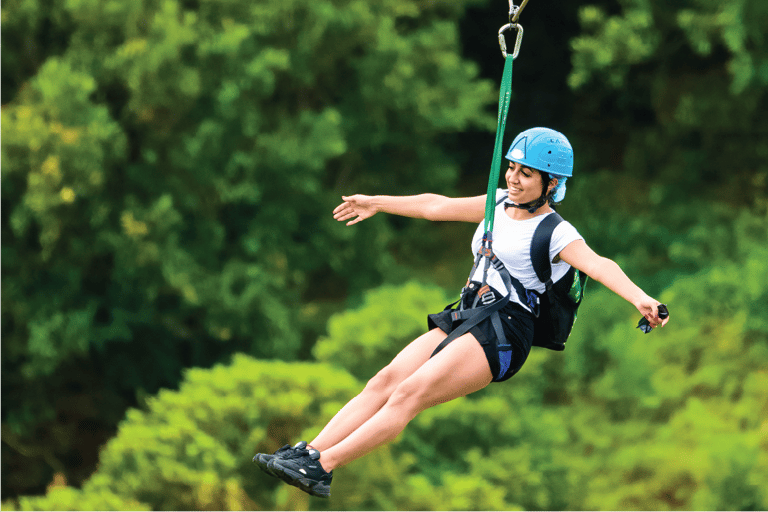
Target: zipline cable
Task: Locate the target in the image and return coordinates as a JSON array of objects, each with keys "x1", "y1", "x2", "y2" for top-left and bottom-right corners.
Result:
[{"x1": 508, "y1": 0, "x2": 530, "y2": 24}]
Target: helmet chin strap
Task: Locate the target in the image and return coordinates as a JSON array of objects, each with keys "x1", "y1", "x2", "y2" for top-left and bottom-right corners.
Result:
[
  {"x1": 504, "y1": 188, "x2": 555, "y2": 214},
  {"x1": 505, "y1": 195, "x2": 547, "y2": 214}
]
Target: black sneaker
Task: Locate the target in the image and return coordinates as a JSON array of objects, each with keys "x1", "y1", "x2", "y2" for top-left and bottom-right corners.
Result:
[
  {"x1": 253, "y1": 441, "x2": 307, "y2": 478},
  {"x1": 267, "y1": 447, "x2": 333, "y2": 498}
]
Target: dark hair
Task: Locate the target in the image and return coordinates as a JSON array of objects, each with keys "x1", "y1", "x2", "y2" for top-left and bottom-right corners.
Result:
[
  {"x1": 539, "y1": 171, "x2": 560, "y2": 207},
  {"x1": 510, "y1": 168, "x2": 562, "y2": 214}
]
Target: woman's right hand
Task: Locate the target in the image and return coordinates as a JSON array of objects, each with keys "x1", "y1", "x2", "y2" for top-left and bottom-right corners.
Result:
[{"x1": 333, "y1": 195, "x2": 378, "y2": 226}]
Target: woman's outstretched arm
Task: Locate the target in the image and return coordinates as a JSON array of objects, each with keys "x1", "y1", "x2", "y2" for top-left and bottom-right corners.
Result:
[
  {"x1": 559, "y1": 239, "x2": 670, "y2": 329},
  {"x1": 333, "y1": 193, "x2": 486, "y2": 225}
]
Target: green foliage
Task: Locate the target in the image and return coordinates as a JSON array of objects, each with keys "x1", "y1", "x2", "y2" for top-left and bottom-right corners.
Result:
[
  {"x1": 2, "y1": 0, "x2": 495, "y2": 495},
  {"x1": 3, "y1": 356, "x2": 361, "y2": 511},
  {"x1": 568, "y1": 0, "x2": 768, "y2": 205},
  {"x1": 4, "y1": 486, "x2": 149, "y2": 512},
  {"x1": 400, "y1": 392, "x2": 573, "y2": 511},
  {"x1": 395, "y1": 212, "x2": 768, "y2": 511},
  {"x1": 8, "y1": 232, "x2": 768, "y2": 509},
  {"x1": 562, "y1": 0, "x2": 768, "y2": 297},
  {"x1": 0, "y1": 354, "x2": 523, "y2": 511},
  {"x1": 5, "y1": 0, "x2": 768, "y2": 507},
  {"x1": 2, "y1": 57, "x2": 126, "y2": 376},
  {"x1": 0, "y1": 0, "x2": 74, "y2": 101},
  {"x1": 314, "y1": 281, "x2": 452, "y2": 379},
  {"x1": 561, "y1": 8, "x2": 768, "y2": 504},
  {"x1": 571, "y1": 0, "x2": 768, "y2": 93},
  {"x1": 557, "y1": 217, "x2": 767, "y2": 510},
  {"x1": 569, "y1": 3, "x2": 659, "y2": 90}
]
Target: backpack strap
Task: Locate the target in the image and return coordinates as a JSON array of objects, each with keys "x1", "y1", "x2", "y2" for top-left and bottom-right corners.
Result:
[{"x1": 530, "y1": 212, "x2": 564, "y2": 286}]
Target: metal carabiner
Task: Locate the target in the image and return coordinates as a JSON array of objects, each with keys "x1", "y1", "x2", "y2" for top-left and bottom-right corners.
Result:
[{"x1": 498, "y1": 22, "x2": 524, "y2": 59}]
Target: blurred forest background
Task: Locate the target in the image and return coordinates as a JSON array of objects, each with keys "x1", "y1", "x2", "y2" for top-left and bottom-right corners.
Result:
[{"x1": 2, "y1": 0, "x2": 767, "y2": 509}]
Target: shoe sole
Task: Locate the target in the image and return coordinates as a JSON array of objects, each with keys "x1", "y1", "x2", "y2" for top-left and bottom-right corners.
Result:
[
  {"x1": 253, "y1": 454, "x2": 280, "y2": 478},
  {"x1": 268, "y1": 460, "x2": 331, "y2": 498},
  {"x1": 253, "y1": 443, "x2": 307, "y2": 479}
]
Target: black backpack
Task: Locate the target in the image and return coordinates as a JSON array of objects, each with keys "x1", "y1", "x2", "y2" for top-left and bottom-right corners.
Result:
[
  {"x1": 431, "y1": 209, "x2": 588, "y2": 358},
  {"x1": 527, "y1": 212, "x2": 588, "y2": 350}
]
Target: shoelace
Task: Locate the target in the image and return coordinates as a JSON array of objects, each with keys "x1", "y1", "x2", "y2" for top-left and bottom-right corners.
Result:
[
  {"x1": 280, "y1": 447, "x2": 311, "y2": 460},
  {"x1": 274, "y1": 444, "x2": 292, "y2": 454}
]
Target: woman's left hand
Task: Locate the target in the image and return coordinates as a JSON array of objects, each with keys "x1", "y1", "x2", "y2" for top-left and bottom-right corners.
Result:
[{"x1": 635, "y1": 296, "x2": 670, "y2": 329}]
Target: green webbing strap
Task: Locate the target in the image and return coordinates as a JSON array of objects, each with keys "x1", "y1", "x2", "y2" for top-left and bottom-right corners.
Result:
[{"x1": 483, "y1": 55, "x2": 515, "y2": 235}]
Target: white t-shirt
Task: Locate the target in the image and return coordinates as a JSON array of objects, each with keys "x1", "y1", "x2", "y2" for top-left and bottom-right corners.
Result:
[{"x1": 470, "y1": 189, "x2": 583, "y2": 312}]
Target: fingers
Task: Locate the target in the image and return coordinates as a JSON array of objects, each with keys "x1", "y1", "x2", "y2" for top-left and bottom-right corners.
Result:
[
  {"x1": 332, "y1": 204, "x2": 349, "y2": 216},
  {"x1": 650, "y1": 303, "x2": 669, "y2": 328},
  {"x1": 657, "y1": 307, "x2": 670, "y2": 328},
  {"x1": 645, "y1": 314, "x2": 661, "y2": 329},
  {"x1": 336, "y1": 211, "x2": 358, "y2": 222},
  {"x1": 333, "y1": 201, "x2": 352, "y2": 215},
  {"x1": 333, "y1": 200, "x2": 361, "y2": 225},
  {"x1": 334, "y1": 195, "x2": 370, "y2": 226},
  {"x1": 333, "y1": 201, "x2": 354, "y2": 218},
  {"x1": 636, "y1": 297, "x2": 671, "y2": 333},
  {"x1": 638, "y1": 301, "x2": 666, "y2": 329}
]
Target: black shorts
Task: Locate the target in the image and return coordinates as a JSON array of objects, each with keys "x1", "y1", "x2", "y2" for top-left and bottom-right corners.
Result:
[{"x1": 427, "y1": 299, "x2": 534, "y2": 382}]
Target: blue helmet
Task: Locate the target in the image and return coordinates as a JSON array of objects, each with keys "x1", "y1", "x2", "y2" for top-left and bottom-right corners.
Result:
[{"x1": 505, "y1": 127, "x2": 573, "y2": 178}]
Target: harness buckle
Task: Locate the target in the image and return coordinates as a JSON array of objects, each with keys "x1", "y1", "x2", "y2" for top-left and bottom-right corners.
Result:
[
  {"x1": 481, "y1": 291, "x2": 496, "y2": 306},
  {"x1": 477, "y1": 285, "x2": 496, "y2": 305}
]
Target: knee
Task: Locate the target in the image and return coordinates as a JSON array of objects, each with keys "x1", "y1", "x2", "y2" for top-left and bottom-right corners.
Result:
[
  {"x1": 362, "y1": 365, "x2": 401, "y2": 399},
  {"x1": 386, "y1": 378, "x2": 426, "y2": 414}
]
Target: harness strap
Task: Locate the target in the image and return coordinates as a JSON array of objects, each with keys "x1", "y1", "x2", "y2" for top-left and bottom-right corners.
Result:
[
  {"x1": 491, "y1": 313, "x2": 510, "y2": 351},
  {"x1": 475, "y1": 235, "x2": 494, "y2": 309},
  {"x1": 462, "y1": 193, "x2": 511, "y2": 311},
  {"x1": 431, "y1": 243, "x2": 532, "y2": 360},
  {"x1": 490, "y1": 253, "x2": 528, "y2": 309},
  {"x1": 430, "y1": 292, "x2": 510, "y2": 357}
]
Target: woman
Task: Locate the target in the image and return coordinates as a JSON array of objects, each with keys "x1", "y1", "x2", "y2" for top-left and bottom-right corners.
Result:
[{"x1": 253, "y1": 127, "x2": 669, "y2": 498}]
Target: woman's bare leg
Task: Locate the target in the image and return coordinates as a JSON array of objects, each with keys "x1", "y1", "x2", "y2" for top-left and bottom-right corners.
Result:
[
  {"x1": 309, "y1": 328, "x2": 449, "y2": 452},
  {"x1": 317, "y1": 332, "x2": 493, "y2": 471}
]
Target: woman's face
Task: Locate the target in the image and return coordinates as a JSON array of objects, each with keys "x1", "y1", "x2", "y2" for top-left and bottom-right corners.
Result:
[{"x1": 505, "y1": 161, "x2": 559, "y2": 205}]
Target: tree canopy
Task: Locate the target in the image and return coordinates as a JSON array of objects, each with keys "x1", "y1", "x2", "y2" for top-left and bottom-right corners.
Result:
[{"x1": 2, "y1": 0, "x2": 767, "y2": 509}]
